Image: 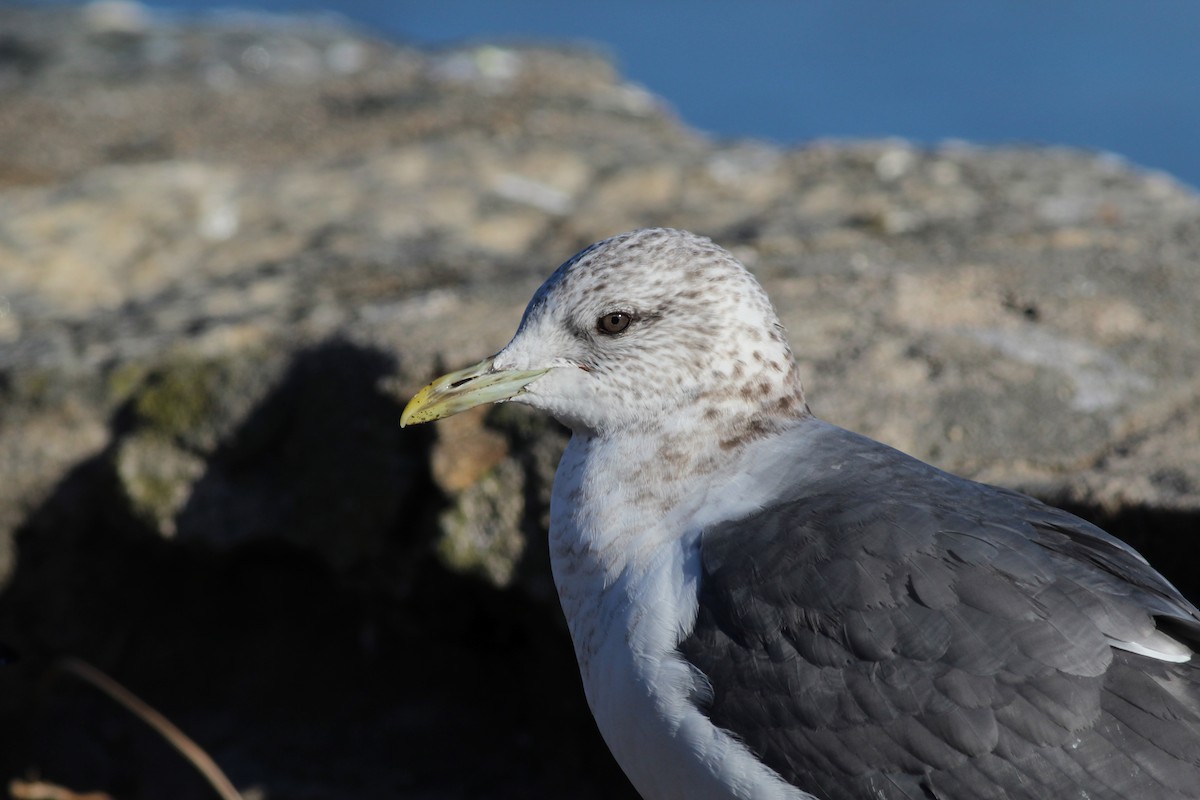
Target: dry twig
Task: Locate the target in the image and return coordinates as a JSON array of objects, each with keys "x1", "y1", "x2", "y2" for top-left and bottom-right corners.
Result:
[{"x1": 53, "y1": 657, "x2": 242, "y2": 800}]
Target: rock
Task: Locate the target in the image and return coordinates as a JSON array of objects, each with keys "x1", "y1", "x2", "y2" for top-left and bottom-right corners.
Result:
[{"x1": 0, "y1": 5, "x2": 1197, "y2": 800}]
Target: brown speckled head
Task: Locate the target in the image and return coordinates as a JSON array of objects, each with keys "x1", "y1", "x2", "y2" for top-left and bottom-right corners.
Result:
[{"x1": 494, "y1": 228, "x2": 809, "y2": 440}]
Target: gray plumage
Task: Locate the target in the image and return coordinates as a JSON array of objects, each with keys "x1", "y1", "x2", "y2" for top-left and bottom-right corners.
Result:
[{"x1": 681, "y1": 419, "x2": 1200, "y2": 799}]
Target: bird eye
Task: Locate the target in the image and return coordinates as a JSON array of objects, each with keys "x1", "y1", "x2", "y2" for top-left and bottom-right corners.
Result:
[{"x1": 597, "y1": 312, "x2": 632, "y2": 335}]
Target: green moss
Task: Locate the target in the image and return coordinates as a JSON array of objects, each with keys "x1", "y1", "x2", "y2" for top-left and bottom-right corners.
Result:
[
  {"x1": 113, "y1": 433, "x2": 205, "y2": 538},
  {"x1": 133, "y1": 360, "x2": 222, "y2": 440},
  {"x1": 105, "y1": 361, "x2": 151, "y2": 406},
  {"x1": 125, "y1": 462, "x2": 182, "y2": 528}
]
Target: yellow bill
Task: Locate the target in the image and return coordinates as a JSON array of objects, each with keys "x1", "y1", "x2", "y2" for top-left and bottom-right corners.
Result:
[{"x1": 400, "y1": 357, "x2": 550, "y2": 427}]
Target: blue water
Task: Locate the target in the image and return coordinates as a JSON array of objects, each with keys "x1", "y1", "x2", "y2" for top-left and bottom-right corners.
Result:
[{"x1": 48, "y1": 1, "x2": 1200, "y2": 188}]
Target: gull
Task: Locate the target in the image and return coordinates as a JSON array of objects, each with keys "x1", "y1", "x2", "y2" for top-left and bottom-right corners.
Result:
[{"x1": 402, "y1": 228, "x2": 1200, "y2": 800}]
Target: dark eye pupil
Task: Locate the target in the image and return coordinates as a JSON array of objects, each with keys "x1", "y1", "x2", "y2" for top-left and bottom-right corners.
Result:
[{"x1": 598, "y1": 312, "x2": 631, "y2": 334}]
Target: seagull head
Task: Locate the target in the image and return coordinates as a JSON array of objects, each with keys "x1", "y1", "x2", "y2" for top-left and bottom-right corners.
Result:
[{"x1": 402, "y1": 228, "x2": 807, "y2": 437}]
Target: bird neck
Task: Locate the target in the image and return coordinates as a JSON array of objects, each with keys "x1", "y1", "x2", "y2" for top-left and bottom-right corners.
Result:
[
  {"x1": 547, "y1": 380, "x2": 815, "y2": 683},
  {"x1": 550, "y1": 364, "x2": 810, "y2": 565}
]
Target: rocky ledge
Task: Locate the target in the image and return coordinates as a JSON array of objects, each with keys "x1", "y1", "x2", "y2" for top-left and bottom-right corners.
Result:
[{"x1": 0, "y1": 4, "x2": 1198, "y2": 799}]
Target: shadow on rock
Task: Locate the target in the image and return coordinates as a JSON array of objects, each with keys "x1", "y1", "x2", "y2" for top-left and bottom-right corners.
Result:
[{"x1": 0, "y1": 338, "x2": 632, "y2": 800}]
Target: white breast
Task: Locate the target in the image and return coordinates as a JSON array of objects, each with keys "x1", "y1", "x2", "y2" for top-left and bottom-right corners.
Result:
[{"x1": 547, "y1": 434, "x2": 815, "y2": 800}]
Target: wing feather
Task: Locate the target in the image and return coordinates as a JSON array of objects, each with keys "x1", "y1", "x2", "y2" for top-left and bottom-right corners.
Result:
[{"x1": 678, "y1": 425, "x2": 1200, "y2": 800}]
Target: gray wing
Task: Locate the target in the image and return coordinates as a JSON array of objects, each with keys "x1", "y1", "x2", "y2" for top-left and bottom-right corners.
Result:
[{"x1": 678, "y1": 426, "x2": 1200, "y2": 800}]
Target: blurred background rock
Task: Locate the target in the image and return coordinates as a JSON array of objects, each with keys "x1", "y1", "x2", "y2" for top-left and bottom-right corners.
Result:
[{"x1": 0, "y1": 2, "x2": 1197, "y2": 798}]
